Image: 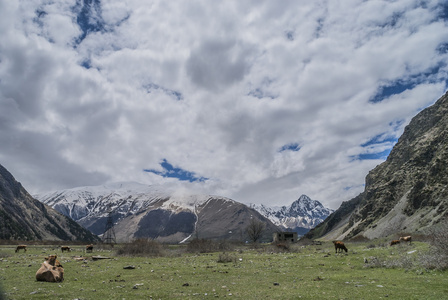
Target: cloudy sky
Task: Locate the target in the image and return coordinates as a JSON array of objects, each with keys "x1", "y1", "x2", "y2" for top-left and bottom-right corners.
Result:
[{"x1": 1, "y1": 0, "x2": 447, "y2": 209}]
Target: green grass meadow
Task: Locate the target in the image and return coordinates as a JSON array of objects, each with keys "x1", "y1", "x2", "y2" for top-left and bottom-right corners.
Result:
[{"x1": 0, "y1": 241, "x2": 447, "y2": 299}]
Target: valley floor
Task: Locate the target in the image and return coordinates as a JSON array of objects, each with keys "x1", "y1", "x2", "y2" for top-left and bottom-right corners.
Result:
[{"x1": 0, "y1": 241, "x2": 447, "y2": 299}]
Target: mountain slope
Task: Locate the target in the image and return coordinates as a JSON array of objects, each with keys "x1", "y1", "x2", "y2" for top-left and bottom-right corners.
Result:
[
  {"x1": 37, "y1": 183, "x2": 280, "y2": 243},
  {"x1": 251, "y1": 195, "x2": 334, "y2": 235},
  {"x1": 0, "y1": 163, "x2": 98, "y2": 242},
  {"x1": 307, "y1": 91, "x2": 448, "y2": 240}
]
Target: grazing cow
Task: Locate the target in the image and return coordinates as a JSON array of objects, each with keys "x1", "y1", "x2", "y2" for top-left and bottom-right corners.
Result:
[
  {"x1": 15, "y1": 245, "x2": 27, "y2": 253},
  {"x1": 61, "y1": 246, "x2": 71, "y2": 252},
  {"x1": 35, "y1": 255, "x2": 64, "y2": 282},
  {"x1": 399, "y1": 236, "x2": 412, "y2": 244},
  {"x1": 86, "y1": 244, "x2": 93, "y2": 253},
  {"x1": 390, "y1": 240, "x2": 401, "y2": 246},
  {"x1": 333, "y1": 241, "x2": 348, "y2": 253}
]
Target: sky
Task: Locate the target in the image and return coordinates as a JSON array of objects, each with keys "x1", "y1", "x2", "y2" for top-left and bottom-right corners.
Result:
[{"x1": 0, "y1": 0, "x2": 447, "y2": 210}]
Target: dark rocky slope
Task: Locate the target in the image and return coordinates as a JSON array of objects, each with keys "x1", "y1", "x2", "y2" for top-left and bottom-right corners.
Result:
[
  {"x1": 307, "y1": 91, "x2": 448, "y2": 240},
  {"x1": 0, "y1": 163, "x2": 98, "y2": 242}
]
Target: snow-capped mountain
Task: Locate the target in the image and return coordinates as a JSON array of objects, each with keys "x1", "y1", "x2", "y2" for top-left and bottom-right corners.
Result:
[
  {"x1": 35, "y1": 182, "x2": 279, "y2": 243},
  {"x1": 250, "y1": 195, "x2": 334, "y2": 235},
  {"x1": 37, "y1": 182, "x2": 168, "y2": 220}
]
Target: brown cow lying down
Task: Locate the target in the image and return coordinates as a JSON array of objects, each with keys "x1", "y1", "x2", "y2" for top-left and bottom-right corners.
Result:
[
  {"x1": 61, "y1": 246, "x2": 71, "y2": 252},
  {"x1": 390, "y1": 240, "x2": 400, "y2": 246},
  {"x1": 399, "y1": 236, "x2": 412, "y2": 243},
  {"x1": 333, "y1": 241, "x2": 348, "y2": 253},
  {"x1": 36, "y1": 255, "x2": 64, "y2": 282},
  {"x1": 15, "y1": 245, "x2": 27, "y2": 253}
]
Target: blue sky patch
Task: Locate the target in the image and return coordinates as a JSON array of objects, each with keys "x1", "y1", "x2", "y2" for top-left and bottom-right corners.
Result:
[
  {"x1": 81, "y1": 59, "x2": 92, "y2": 69},
  {"x1": 370, "y1": 64, "x2": 444, "y2": 103},
  {"x1": 248, "y1": 88, "x2": 276, "y2": 99},
  {"x1": 354, "y1": 131, "x2": 398, "y2": 161},
  {"x1": 279, "y1": 143, "x2": 301, "y2": 152},
  {"x1": 74, "y1": 0, "x2": 105, "y2": 44},
  {"x1": 370, "y1": 81, "x2": 416, "y2": 103},
  {"x1": 144, "y1": 83, "x2": 183, "y2": 101},
  {"x1": 361, "y1": 134, "x2": 398, "y2": 148},
  {"x1": 437, "y1": 43, "x2": 448, "y2": 54},
  {"x1": 144, "y1": 159, "x2": 208, "y2": 182},
  {"x1": 437, "y1": 2, "x2": 448, "y2": 21},
  {"x1": 356, "y1": 149, "x2": 392, "y2": 160}
]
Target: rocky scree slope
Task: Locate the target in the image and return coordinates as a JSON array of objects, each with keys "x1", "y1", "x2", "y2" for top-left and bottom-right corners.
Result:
[{"x1": 307, "y1": 91, "x2": 448, "y2": 240}]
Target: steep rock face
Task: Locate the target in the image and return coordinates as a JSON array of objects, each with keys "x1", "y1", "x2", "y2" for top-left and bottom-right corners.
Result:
[
  {"x1": 307, "y1": 91, "x2": 448, "y2": 240},
  {"x1": 37, "y1": 183, "x2": 280, "y2": 243},
  {"x1": 0, "y1": 163, "x2": 98, "y2": 242},
  {"x1": 251, "y1": 195, "x2": 334, "y2": 235}
]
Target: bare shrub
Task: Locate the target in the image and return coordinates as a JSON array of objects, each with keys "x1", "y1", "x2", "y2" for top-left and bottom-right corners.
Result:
[
  {"x1": 116, "y1": 238, "x2": 162, "y2": 257},
  {"x1": 428, "y1": 220, "x2": 448, "y2": 254},
  {"x1": 365, "y1": 244, "x2": 376, "y2": 249},
  {"x1": 186, "y1": 239, "x2": 216, "y2": 253},
  {"x1": 363, "y1": 256, "x2": 385, "y2": 268},
  {"x1": 246, "y1": 218, "x2": 265, "y2": 243},
  {"x1": 217, "y1": 252, "x2": 236, "y2": 263},
  {"x1": 216, "y1": 240, "x2": 236, "y2": 252},
  {"x1": 364, "y1": 255, "x2": 416, "y2": 270},
  {"x1": 418, "y1": 251, "x2": 448, "y2": 270},
  {"x1": 186, "y1": 239, "x2": 237, "y2": 253},
  {"x1": 420, "y1": 219, "x2": 448, "y2": 270},
  {"x1": 271, "y1": 242, "x2": 290, "y2": 253},
  {"x1": 349, "y1": 235, "x2": 370, "y2": 243}
]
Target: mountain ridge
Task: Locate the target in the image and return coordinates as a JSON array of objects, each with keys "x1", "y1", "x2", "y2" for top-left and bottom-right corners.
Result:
[
  {"x1": 306, "y1": 91, "x2": 448, "y2": 240},
  {"x1": 250, "y1": 195, "x2": 334, "y2": 235},
  {"x1": 36, "y1": 182, "x2": 280, "y2": 243},
  {"x1": 0, "y1": 163, "x2": 98, "y2": 242}
]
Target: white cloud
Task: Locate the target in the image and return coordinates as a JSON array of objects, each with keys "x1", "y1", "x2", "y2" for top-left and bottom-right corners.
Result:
[{"x1": 1, "y1": 0, "x2": 447, "y2": 210}]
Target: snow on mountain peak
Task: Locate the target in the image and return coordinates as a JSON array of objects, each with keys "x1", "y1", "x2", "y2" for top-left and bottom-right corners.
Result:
[{"x1": 250, "y1": 195, "x2": 334, "y2": 235}]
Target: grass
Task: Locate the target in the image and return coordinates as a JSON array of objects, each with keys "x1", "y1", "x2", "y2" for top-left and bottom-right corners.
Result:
[{"x1": 0, "y1": 241, "x2": 447, "y2": 299}]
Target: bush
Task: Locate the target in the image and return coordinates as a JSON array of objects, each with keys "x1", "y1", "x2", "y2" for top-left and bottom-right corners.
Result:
[
  {"x1": 186, "y1": 239, "x2": 236, "y2": 253},
  {"x1": 217, "y1": 252, "x2": 237, "y2": 263},
  {"x1": 420, "y1": 220, "x2": 448, "y2": 270},
  {"x1": 116, "y1": 238, "x2": 162, "y2": 257},
  {"x1": 186, "y1": 239, "x2": 215, "y2": 253},
  {"x1": 271, "y1": 242, "x2": 290, "y2": 252},
  {"x1": 364, "y1": 255, "x2": 416, "y2": 270}
]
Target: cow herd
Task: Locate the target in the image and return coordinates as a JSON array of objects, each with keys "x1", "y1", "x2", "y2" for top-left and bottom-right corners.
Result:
[
  {"x1": 329, "y1": 236, "x2": 413, "y2": 254},
  {"x1": 13, "y1": 236, "x2": 413, "y2": 283},
  {"x1": 390, "y1": 236, "x2": 412, "y2": 246}
]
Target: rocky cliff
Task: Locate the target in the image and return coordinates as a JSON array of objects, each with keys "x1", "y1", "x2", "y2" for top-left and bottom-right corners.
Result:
[
  {"x1": 307, "y1": 91, "x2": 448, "y2": 240},
  {"x1": 0, "y1": 163, "x2": 98, "y2": 241}
]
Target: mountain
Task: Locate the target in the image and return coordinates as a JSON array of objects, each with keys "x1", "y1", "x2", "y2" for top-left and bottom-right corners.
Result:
[
  {"x1": 36, "y1": 182, "x2": 280, "y2": 243},
  {"x1": 250, "y1": 195, "x2": 334, "y2": 235},
  {"x1": 306, "y1": 91, "x2": 448, "y2": 241},
  {"x1": 0, "y1": 163, "x2": 98, "y2": 242},
  {"x1": 36, "y1": 182, "x2": 171, "y2": 236}
]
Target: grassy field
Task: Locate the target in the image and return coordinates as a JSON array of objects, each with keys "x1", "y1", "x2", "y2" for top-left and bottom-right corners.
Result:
[{"x1": 0, "y1": 241, "x2": 447, "y2": 299}]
